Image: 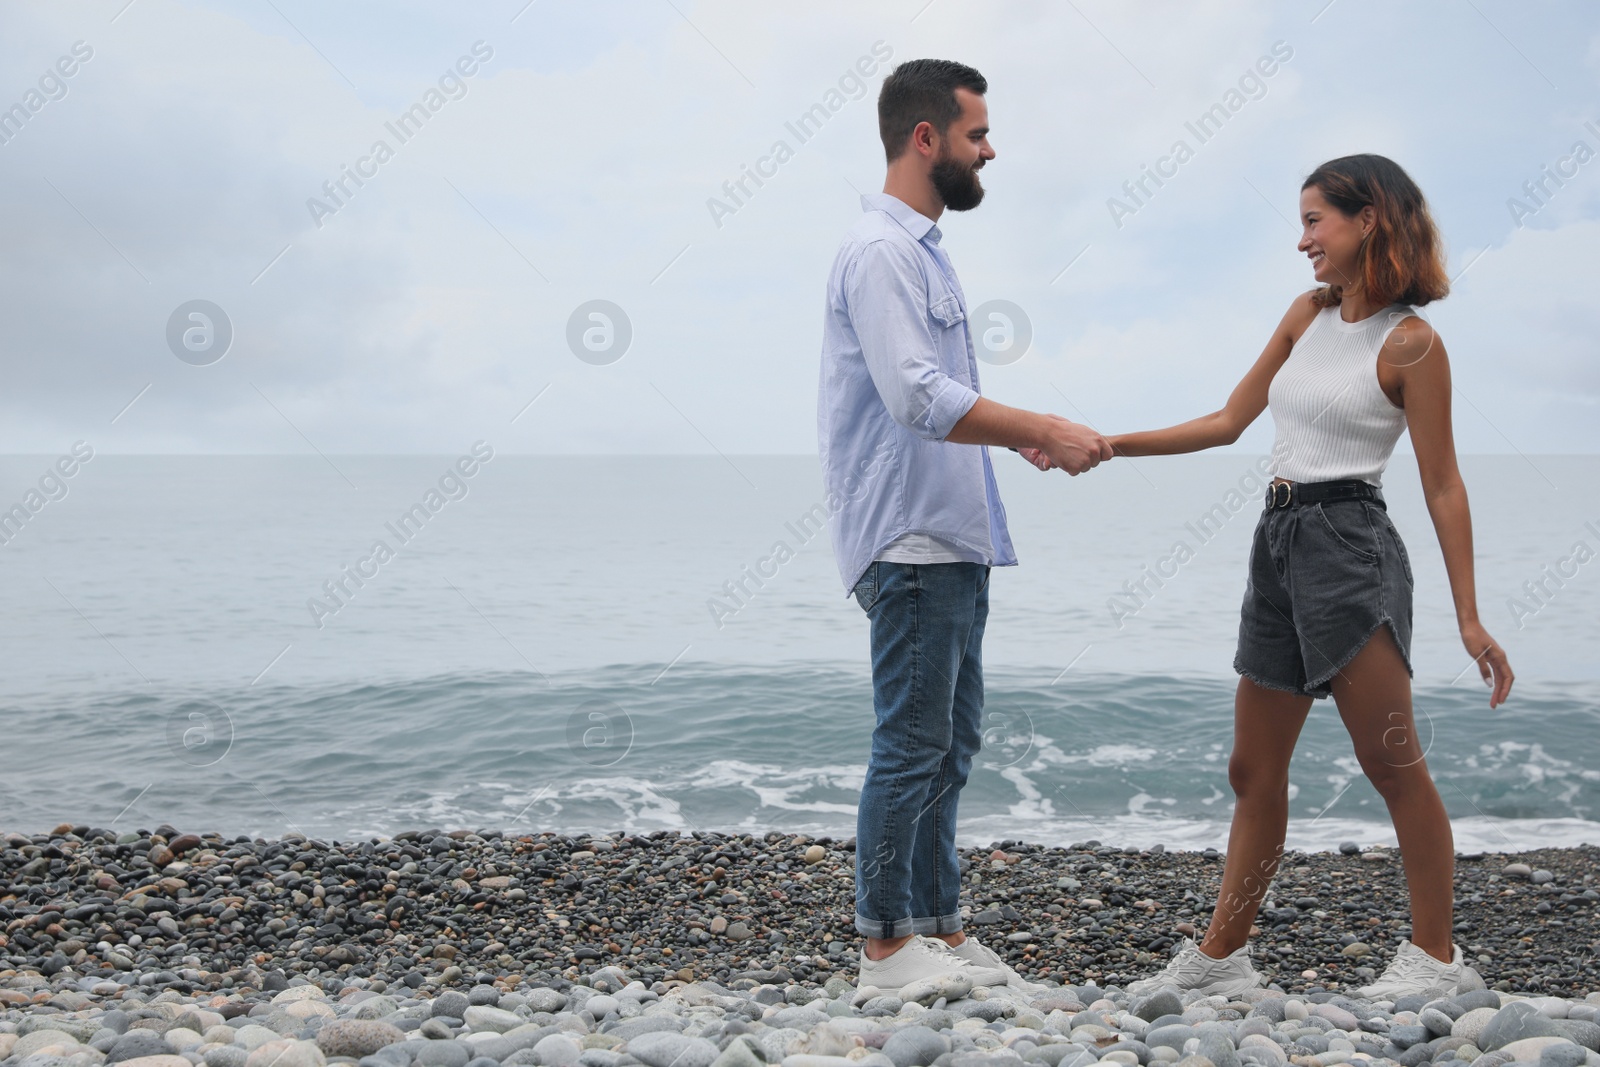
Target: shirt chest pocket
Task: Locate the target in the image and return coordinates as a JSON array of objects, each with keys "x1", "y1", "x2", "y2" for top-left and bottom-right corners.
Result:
[{"x1": 928, "y1": 292, "x2": 965, "y2": 329}]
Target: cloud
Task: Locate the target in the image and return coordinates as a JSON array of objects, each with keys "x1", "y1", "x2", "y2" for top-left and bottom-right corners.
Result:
[{"x1": 0, "y1": 0, "x2": 1595, "y2": 453}]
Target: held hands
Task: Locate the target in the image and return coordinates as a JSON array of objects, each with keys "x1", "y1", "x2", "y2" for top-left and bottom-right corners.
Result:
[
  {"x1": 1460, "y1": 620, "x2": 1514, "y2": 708},
  {"x1": 1018, "y1": 415, "x2": 1114, "y2": 475}
]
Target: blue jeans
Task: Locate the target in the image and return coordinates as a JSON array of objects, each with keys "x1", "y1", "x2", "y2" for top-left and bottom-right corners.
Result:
[{"x1": 850, "y1": 560, "x2": 989, "y2": 937}]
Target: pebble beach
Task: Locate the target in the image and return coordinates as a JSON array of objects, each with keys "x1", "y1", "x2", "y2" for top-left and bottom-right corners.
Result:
[{"x1": 4, "y1": 826, "x2": 1598, "y2": 1067}]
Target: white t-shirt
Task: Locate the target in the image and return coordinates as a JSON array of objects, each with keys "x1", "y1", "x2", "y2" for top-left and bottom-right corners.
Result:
[{"x1": 874, "y1": 531, "x2": 973, "y2": 564}]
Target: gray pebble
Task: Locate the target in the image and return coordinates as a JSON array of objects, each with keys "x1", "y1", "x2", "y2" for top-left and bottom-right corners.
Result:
[
  {"x1": 1146, "y1": 1025, "x2": 1198, "y2": 1052},
  {"x1": 525, "y1": 991, "x2": 569, "y2": 1015},
  {"x1": 352, "y1": 999, "x2": 401, "y2": 1022},
  {"x1": 625, "y1": 1032, "x2": 719, "y2": 1067},
  {"x1": 1539, "y1": 1044, "x2": 1588, "y2": 1067},
  {"x1": 1137, "y1": 993, "x2": 1185, "y2": 1025},
  {"x1": 421, "y1": 1020, "x2": 458, "y2": 1040},
  {"x1": 766, "y1": 1006, "x2": 829, "y2": 1030},
  {"x1": 1456, "y1": 991, "x2": 1504, "y2": 1012},
  {"x1": 605, "y1": 1017, "x2": 685, "y2": 1042},
  {"x1": 412, "y1": 1040, "x2": 472, "y2": 1067},
  {"x1": 431, "y1": 993, "x2": 471, "y2": 1020},
  {"x1": 949, "y1": 1052, "x2": 1026, "y2": 1067},
  {"x1": 1480, "y1": 1003, "x2": 1568, "y2": 1051},
  {"x1": 534, "y1": 1034, "x2": 583, "y2": 1067},
  {"x1": 1100, "y1": 1040, "x2": 1152, "y2": 1065},
  {"x1": 371, "y1": 1045, "x2": 415, "y2": 1067},
  {"x1": 462, "y1": 1006, "x2": 522, "y2": 1034},
  {"x1": 1389, "y1": 1026, "x2": 1429, "y2": 1049},
  {"x1": 105, "y1": 1030, "x2": 174, "y2": 1063},
  {"x1": 1197, "y1": 1032, "x2": 1241, "y2": 1067},
  {"x1": 1421, "y1": 1010, "x2": 1457, "y2": 1038},
  {"x1": 883, "y1": 1025, "x2": 952, "y2": 1067},
  {"x1": 316, "y1": 1021, "x2": 406, "y2": 1059},
  {"x1": 463, "y1": 1036, "x2": 514, "y2": 1061},
  {"x1": 1556, "y1": 1020, "x2": 1600, "y2": 1051},
  {"x1": 708, "y1": 1036, "x2": 764, "y2": 1067}
]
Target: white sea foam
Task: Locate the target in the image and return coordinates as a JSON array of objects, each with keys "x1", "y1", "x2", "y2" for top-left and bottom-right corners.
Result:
[
  {"x1": 955, "y1": 812, "x2": 1600, "y2": 853},
  {"x1": 332, "y1": 772, "x2": 1600, "y2": 855}
]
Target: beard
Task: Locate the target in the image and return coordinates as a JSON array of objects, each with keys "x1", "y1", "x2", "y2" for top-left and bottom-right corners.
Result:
[{"x1": 931, "y1": 150, "x2": 985, "y2": 211}]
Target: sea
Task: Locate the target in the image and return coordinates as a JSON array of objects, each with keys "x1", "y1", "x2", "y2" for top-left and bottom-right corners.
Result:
[{"x1": 1, "y1": 452, "x2": 1596, "y2": 853}]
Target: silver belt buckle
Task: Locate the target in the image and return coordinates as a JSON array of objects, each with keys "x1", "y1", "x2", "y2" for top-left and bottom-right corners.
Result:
[{"x1": 1269, "y1": 482, "x2": 1292, "y2": 509}]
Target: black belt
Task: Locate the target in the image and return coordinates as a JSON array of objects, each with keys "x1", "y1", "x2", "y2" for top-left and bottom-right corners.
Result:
[{"x1": 1264, "y1": 478, "x2": 1384, "y2": 511}]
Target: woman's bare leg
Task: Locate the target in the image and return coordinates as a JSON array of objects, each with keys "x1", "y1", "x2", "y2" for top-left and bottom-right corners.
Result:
[
  {"x1": 1328, "y1": 627, "x2": 1455, "y2": 961},
  {"x1": 1200, "y1": 677, "x2": 1314, "y2": 957}
]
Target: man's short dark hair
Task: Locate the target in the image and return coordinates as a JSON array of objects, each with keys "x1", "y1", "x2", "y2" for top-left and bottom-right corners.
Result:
[{"x1": 877, "y1": 58, "x2": 987, "y2": 163}]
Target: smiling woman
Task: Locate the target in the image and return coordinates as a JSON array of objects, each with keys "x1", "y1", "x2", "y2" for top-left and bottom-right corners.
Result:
[{"x1": 1107, "y1": 152, "x2": 1514, "y2": 1001}]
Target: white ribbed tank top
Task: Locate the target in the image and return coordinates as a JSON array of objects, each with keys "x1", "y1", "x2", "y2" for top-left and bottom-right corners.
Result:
[{"x1": 1268, "y1": 302, "x2": 1415, "y2": 487}]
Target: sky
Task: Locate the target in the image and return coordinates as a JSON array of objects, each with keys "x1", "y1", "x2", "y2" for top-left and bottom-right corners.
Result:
[{"x1": 1, "y1": 0, "x2": 1597, "y2": 456}]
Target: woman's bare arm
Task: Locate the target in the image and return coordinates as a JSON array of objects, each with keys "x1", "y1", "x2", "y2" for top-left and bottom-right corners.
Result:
[
  {"x1": 1107, "y1": 292, "x2": 1320, "y2": 458},
  {"x1": 1390, "y1": 317, "x2": 1514, "y2": 707}
]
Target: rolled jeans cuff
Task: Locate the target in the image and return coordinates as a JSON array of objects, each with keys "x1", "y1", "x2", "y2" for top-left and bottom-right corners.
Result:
[{"x1": 855, "y1": 911, "x2": 964, "y2": 938}]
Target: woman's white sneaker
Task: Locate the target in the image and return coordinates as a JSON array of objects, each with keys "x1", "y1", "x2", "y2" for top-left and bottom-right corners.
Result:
[
  {"x1": 1126, "y1": 937, "x2": 1265, "y2": 997},
  {"x1": 857, "y1": 934, "x2": 1009, "y2": 992},
  {"x1": 1355, "y1": 940, "x2": 1475, "y2": 998},
  {"x1": 943, "y1": 933, "x2": 1040, "y2": 989}
]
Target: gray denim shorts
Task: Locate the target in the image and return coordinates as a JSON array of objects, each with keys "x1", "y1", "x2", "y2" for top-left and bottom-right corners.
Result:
[{"x1": 1234, "y1": 496, "x2": 1414, "y2": 699}]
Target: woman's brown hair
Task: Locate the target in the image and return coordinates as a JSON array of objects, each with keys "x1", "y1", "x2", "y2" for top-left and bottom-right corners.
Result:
[{"x1": 1302, "y1": 154, "x2": 1449, "y2": 308}]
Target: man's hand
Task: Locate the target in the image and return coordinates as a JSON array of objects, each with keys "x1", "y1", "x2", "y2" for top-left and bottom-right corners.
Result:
[
  {"x1": 1016, "y1": 446, "x2": 1051, "y2": 471},
  {"x1": 1037, "y1": 414, "x2": 1112, "y2": 475},
  {"x1": 949, "y1": 397, "x2": 1111, "y2": 473}
]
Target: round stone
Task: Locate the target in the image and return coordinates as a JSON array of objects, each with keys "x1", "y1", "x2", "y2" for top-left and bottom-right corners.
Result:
[
  {"x1": 584, "y1": 995, "x2": 620, "y2": 1017},
  {"x1": 461, "y1": 1006, "x2": 521, "y2": 1034},
  {"x1": 882, "y1": 1025, "x2": 950, "y2": 1067},
  {"x1": 314, "y1": 1022, "x2": 405, "y2": 1059},
  {"x1": 108, "y1": 1031, "x2": 177, "y2": 1063},
  {"x1": 430, "y1": 991, "x2": 470, "y2": 1020},
  {"x1": 1452, "y1": 1011, "x2": 1497, "y2": 1043},
  {"x1": 412, "y1": 1041, "x2": 470, "y2": 1067},
  {"x1": 1539, "y1": 1043, "x2": 1589, "y2": 1067},
  {"x1": 245, "y1": 1040, "x2": 324, "y2": 1067},
  {"x1": 532, "y1": 1035, "x2": 581, "y2": 1067},
  {"x1": 1138, "y1": 992, "x2": 1186, "y2": 1024},
  {"x1": 524, "y1": 989, "x2": 567, "y2": 1014},
  {"x1": 625, "y1": 1033, "x2": 719, "y2": 1067}
]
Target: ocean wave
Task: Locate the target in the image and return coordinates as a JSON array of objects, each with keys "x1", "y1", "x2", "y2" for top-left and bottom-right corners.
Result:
[{"x1": 2, "y1": 666, "x2": 1595, "y2": 850}]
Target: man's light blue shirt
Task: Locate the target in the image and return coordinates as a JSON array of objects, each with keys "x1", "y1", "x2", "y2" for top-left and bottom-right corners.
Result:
[{"x1": 818, "y1": 192, "x2": 1018, "y2": 594}]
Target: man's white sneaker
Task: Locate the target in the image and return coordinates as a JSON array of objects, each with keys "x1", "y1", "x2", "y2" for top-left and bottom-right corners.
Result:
[
  {"x1": 943, "y1": 933, "x2": 1040, "y2": 989},
  {"x1": 1354, "y1": 939, "x2": 1476, "y2": 998},
  {"x1": 1126, "y1": 937, "x2": 1265, "y2": 997},
  {"x1": 857, "y1": 934, "x2": 1009, "y2": 992}
]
